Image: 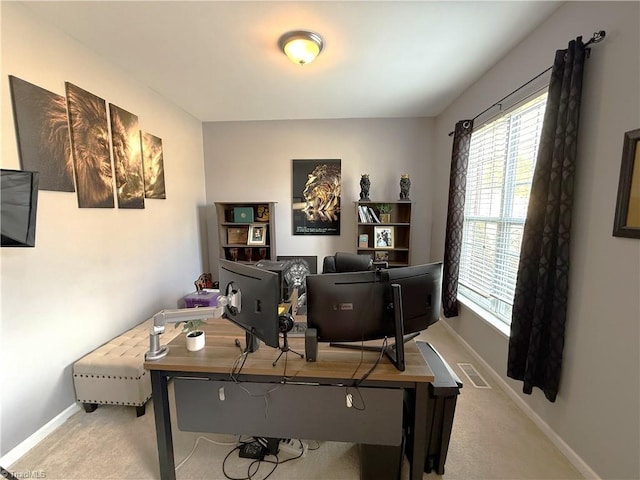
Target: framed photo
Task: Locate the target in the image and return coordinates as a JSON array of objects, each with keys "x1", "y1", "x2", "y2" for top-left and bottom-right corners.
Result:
[
  {"x1": 374, "y1": 226, "x2": 394, "y2": 249},
  {"x1": 613, "y1": 129, "x2": 640, "y2": 238},
  {"x1": 247, "y1": 225, "x2": 266, "y2": 245}
]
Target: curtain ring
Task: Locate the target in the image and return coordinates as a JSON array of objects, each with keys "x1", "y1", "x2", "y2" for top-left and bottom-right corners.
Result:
[{"x1": 462, "y1": 120, "x2": 471, "y2": 129}]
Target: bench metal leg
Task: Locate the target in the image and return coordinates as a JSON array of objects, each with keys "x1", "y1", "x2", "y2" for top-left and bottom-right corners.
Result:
[{"x1": 136, "y1": 404, "x2": 146, "y2": 417}]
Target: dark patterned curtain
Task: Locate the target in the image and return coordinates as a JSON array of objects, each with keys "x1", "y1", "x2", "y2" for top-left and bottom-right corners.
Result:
[
  {"x1": 507, "y1": 37, "x2": 587, "y2": 402},
  {"x1": 442, "y1": 120, "x2": 474, "y2": 318}
]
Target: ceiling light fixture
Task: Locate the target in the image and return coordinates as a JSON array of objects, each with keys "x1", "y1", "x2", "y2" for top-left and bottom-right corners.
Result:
[{"x1": 278, "y1": 30, "x2": 324, "y2": 66}]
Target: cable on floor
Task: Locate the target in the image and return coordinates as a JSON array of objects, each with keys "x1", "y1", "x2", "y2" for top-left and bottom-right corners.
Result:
[{"x1": 175, "y1": 435, "x2": 240, "y2": 471}]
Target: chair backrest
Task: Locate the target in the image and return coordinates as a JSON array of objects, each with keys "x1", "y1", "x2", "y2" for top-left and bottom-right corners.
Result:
[{"x1": 322, "y1": 252, "x2": 373, "y2": 273}]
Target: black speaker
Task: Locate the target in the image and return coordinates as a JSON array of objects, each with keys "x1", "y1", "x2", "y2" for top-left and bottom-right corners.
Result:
[
  {"x1": 305, "y1": 327, "x2": 318, "y2": 362},
  {"x1": 279, "y1": 313, "x2": 294, "y2": 333}
]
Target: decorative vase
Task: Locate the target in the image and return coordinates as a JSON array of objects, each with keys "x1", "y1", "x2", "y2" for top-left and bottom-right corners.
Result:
[
  {"x1": 186, "y1": 330, "x2": 205, "y2": 352},
  {"x1": 380, "y1": 213, "x2": 391, "y2": 223}
]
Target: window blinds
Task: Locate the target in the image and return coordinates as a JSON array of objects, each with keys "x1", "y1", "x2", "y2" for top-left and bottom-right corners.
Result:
[{"x1": 458, "y1": 92, "x2": 547, "y2": 325}]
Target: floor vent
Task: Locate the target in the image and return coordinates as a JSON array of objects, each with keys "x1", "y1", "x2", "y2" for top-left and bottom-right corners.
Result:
[{"x1": 457, "y1": 363, "x2": 491, "y2": 389}]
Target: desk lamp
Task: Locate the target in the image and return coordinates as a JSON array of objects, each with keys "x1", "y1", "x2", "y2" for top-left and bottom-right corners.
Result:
[{"x1": 145, "y1": 294, "x2": 234, "y2": 361}]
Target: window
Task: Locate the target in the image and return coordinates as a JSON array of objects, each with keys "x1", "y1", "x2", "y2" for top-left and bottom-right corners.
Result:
[{"x1": 458, "y1": 92, "x2": 547, "y2": 326}]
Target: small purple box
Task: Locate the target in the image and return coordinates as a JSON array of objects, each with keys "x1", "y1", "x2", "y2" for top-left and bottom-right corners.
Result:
[{"x1": 184, "y1": 290, "x2": 219, "y2": 308}]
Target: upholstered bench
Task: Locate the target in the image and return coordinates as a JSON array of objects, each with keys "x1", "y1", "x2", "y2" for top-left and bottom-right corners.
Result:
[{"x1": 72, "y1": 318, "x2": 183, "y2": 417}]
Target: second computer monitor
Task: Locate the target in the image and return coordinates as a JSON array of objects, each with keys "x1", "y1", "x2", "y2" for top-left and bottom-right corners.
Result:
[{"x1": 305, "y1": 270, "x2": 391, "y2": 343}]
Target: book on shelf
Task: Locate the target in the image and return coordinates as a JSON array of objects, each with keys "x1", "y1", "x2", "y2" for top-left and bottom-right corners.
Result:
[
  {"x1": 368, "y1": 207, "x2": 380, "y2": 223},
  {"x1": 358, "y1": 205, "x2": 372, "y2": 223},
  {"x1": 358, "y1": 234, "x2": 369, "y2": 248}
]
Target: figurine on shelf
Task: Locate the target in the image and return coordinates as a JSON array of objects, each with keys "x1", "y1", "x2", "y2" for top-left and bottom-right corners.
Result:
[
  {"x1": 359, "y1": 174, "x2": 371, "y2": 201},
  {"x1": 399, "y1": 174, "x2": 411, "y2": 201}
]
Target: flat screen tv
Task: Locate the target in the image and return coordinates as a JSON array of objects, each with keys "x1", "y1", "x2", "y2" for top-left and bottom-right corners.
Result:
[
  {"x1": 1, "y1": 169, "x2": 39, "y2": 247},
  {"x1": 218, "y1": 259, "x2": 281, "y2": 352}
]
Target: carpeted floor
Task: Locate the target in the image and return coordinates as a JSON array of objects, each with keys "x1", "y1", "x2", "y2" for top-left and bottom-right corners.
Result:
[{"x1": 8, "y1": 322, "x2": 583, "y2": 479}]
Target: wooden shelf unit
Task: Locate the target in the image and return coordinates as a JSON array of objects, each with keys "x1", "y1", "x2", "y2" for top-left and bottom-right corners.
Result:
[
  {"x1": 356, "y1": 201, "x2": 412, "y2": 267},
  {"x1": 214, "y1": 202, "x2": 276, "y2": 264}
]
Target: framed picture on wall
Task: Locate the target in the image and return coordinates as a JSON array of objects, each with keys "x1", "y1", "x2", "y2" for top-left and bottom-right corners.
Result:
[
  {"x1": 291, "y1": 159, "x2": 341, "y2": 235},
  {"x1": 613, "y1": 128, "x2": 640, "y2": 238}
]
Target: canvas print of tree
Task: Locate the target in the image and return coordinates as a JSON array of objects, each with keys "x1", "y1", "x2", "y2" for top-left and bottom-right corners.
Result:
[
  {"x1": 9, "y1": 76, "x2": 75, "y2": 192},
  {"x1": 65, "y1": 82, "x2": 115, "y2": 208},
  {"x1": 141, "y1": 132, "x2": 166, "y2": 199},
  {"x1": 109, "y1": 104, "x2": 145, "y2": 209}
]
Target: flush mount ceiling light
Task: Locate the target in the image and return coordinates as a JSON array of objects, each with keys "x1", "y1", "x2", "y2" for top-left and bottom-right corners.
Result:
[{"x1": 278, "y1": 30, "x2": 324, "y2": 66}]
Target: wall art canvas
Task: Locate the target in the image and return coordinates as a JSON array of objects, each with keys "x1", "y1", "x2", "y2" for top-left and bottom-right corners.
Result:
[
  {"x1": 276, "y1": 255, "x2": 318, "y2": 313},
  {"x1": 65, "y1": 82, "x2": 115, "y2": 208},
  {"x1": 109, "y1": 104, "x2": 145, "y2": 209},
  {"x1": 9, "y1": 76, "x2": 74, "y2": 192},
  {"x1": 291, "y1": 159, "x2": 341, "y2": 235},
  {"x1": 142, "y1": 132, "x2": 166, "y2": 199},
  {"x1": 613, "y1": 128, "x2": 640, "y2": 238}
]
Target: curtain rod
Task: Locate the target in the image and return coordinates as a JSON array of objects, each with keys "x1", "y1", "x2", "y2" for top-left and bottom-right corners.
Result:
[{"x1": 448, "y1": 30, "x2": 606, "y2": 136}]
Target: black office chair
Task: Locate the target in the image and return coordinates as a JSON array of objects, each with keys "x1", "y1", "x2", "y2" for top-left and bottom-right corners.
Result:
[{"x1": 322, "y1": 252, "x2": 374, "y2": 273}]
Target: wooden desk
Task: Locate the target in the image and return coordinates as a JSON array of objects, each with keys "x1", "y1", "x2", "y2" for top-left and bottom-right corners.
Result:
[{"x1": 145, "y1": 318, "x2": 434, "y2": 480}]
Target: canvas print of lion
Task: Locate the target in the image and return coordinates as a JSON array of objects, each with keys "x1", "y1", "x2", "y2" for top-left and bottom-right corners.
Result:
[
  {"x1": 292, "y1": 159, "x2": 341, "y2": 235},
  {"x1": 9, "y1": 76, "x2": 74, "y2": 192},
  {"x1": 65, "y1": 82, "x2": 115, "y2": 208},
  {"x1": 109, "y1": 104, "x2": 145, "y2": 209},
  {"x1": 141, "y1": 132, "x2": 166, "y2": 199}
]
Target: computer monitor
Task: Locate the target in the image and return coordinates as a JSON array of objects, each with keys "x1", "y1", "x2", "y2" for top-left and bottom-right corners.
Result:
[
  {"x1": 218, "y1": 259, "x2": 281, "y2": 352},
  {"x1": 305, "y1": 262, "x2": 443, "y2": 371},
  {"x1": 254, "y1": 260, "x2": 287, "y2": 302},
  {"x1": 305, "y1": 270, "x2": 391, "y2": 343},
  {"x1": 381, "y1": 262, "x2": 443, "y2": 335}
]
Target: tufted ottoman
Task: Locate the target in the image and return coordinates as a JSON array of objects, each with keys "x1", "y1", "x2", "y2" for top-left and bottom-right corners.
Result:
[{"x1": 72, "y1": 318, "x2": 183, "y2": 417}]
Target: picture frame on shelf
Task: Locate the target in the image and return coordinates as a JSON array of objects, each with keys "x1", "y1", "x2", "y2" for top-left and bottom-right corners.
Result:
[
  {"x1": 613, "y1": 128, "x2": 640, "y2": 238},
  {"x1": 227, "y1": 227, "x2": 248, "y2": 245},
  {"x1": 358, "y1": 233, "x2": 369, "y2": 248},
  {"x1": 248, "y1": 224, "x2": 267, "y2": 245},
  {"x1": 374, "y1": 251, "x2": 389, "y2": 262},
  {"x1": 374, "y1": 226, "x2": 394, "y2": 249}
]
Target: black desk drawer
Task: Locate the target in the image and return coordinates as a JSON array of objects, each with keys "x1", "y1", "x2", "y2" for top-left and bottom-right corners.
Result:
[{"x1": 174, "y1": 378, "x2": 403, "y2": 446}]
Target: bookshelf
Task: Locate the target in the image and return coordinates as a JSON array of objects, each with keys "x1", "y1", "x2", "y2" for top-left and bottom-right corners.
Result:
[
  {"x1": 356, "y1": 201, "x2": 412, "y2": 267},
  {"x1": 214, "y1": 202, "x2": 276, "y2": 264}
]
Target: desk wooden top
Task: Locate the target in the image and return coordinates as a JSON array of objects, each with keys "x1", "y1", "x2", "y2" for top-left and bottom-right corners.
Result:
[{"x1": 145, "y1": 317, "x2": 434, "y2": 384}]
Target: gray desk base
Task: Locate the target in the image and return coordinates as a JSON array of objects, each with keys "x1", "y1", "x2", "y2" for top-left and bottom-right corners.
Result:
[
  {"x1": 174, "y1": 378, "x2": 403, "y2": 445},
  {"x1": 150, "y1": 370, "x2": 429, "y2": 480}
]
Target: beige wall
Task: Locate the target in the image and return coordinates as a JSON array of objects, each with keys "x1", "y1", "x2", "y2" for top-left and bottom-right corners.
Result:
[
  {"x1": 0, "y1": 2, "x2": 208, "y2": 456},
  {"x1": 201, "y1": 117, "x2": 434, "y2": 276},
  {"x1": 432, "y1": 2, "x2": 639, "y2": 479}
]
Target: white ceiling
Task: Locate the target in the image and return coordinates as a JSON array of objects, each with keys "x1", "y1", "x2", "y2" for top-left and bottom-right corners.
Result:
[{"x1": 20, "y1": 1, "x2": 562, "y2": 122}]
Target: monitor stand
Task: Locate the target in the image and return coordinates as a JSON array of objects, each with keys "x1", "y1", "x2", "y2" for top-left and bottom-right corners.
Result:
[
  {"x1": 329, "y1": 284, "x2": 409, "y2": 372},
  {"x1": 244, "y1": 330, "x2": 260, "y2": 353}
]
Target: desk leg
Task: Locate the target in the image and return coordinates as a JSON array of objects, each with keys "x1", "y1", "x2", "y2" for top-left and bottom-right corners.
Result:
[
  {"x1": 151, "y1": 370, "x2": 175, "y2": 480},
  {"x1": 409, "y1": 382, "x2": 428, "y2": 480}
]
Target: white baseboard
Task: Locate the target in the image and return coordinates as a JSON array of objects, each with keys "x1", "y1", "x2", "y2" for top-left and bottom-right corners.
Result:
[
  {"x1": 439, "y1": 320, "x2": 600, "y2": 480},
  {"x1": 0, "y1": 403, "x2": 80, "y2": 468}
]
